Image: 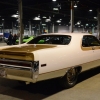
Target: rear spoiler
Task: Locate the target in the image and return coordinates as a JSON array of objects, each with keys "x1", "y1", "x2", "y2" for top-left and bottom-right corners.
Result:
[
  {"x1": 0, "y1": 50, "x2": 28, "y2": 56},
  {"x1": 0, "y1": 50, "x2": 34, "y2": 61}
]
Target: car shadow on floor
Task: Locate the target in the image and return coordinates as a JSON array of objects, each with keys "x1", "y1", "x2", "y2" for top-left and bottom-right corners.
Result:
[
  {"x1": 77, "y1": 66, "x2": 100, "y2": 83},
  {"x1": 0, "y1": 66, "x2": 99, "y2": 100}
]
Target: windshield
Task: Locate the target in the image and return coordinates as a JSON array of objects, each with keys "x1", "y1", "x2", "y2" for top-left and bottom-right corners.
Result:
[{"x1": 27, "y1": 35, "x2": 71, "y2": 45}]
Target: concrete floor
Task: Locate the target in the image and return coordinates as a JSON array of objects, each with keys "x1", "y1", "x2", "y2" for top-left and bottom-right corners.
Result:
[{"x1": 0, "y1": 42, "x2": 100, "y2": 100}]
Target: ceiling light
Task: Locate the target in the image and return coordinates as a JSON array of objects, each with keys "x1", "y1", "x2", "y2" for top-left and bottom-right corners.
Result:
[
  {"x1": 33, "y1": 17, "x2": 41, "y2": 20},
  {"x1": 16, "y1": 11, "x2": 19, "y2": 14},
  {"x1": 52, "y1": 0, "x2": 56, "y2": 1},
  {"x1": 38, "y1": 14, "x2": 40, "y2": 17},
  {"x1": 74, "y1": 4, "x2": 77, "y2": 8},
  {"x1": 53, "y1": 8, "x2": 58, "y2": 10},
  {"x1": 11, "y1": 14, "x2": 18, "y2": 18},
  {"x1": 94, "y1": 17, "x2": 97, "y2": 19},
  {"x1": 2, "y1": 19, "x2": 4, "y2": 20},
  {"x1": 45, "y1": 19, "x2": 51, "y2": 22},
  {"x1": 86, "y1": 24, "x2": 89, "y2": 26},
  {"x1": 43, "y1": 16, "x2": 47, "y2": 18},
  {"x1": 56, "y1": 20, "x2": 61, "y2": 23},
  {"x1": 77, "y1": 21, "x2": 81, "y2": 25},
  {"x1": 89, "y1": 9, "x2": 92, "y2": 12},
  {"x1": 42, "y1": 24, "x2": 46, "y2": 26}
]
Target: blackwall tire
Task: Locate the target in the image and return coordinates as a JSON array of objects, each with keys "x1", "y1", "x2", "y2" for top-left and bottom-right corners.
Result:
[{"x1": 61, "y1": 68, "x2": 78, "y2": 89}]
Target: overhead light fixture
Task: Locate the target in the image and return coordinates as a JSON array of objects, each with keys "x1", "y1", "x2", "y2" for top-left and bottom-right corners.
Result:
[
  {"x1": 38, "y1": 14, "x2": 40, "y2": 17},
  {"x1": 53, "y1": 8, "x2": 58, "y2": 10},
  {"x1": 45, "y1": 19, "x2": 51, "y2": 22},
  {"x1": 56, "y1": 20, "x2": 61, "y2": 23},
  {"x1": 2, "y1": 19, "x2": 4, "y2": 20},
  {"x1": 16, "y1": 11, "x2": 19, "y2": 14},
  {"x1": 94, "y1": 17, "x2": 97, "y2": 19},
  {"x1": 43, "y1": 16, "x2": 47, "y2": 18},
  {"x1": 52, "y1": 0, "x2": 56, "y2": 1},
  {"x1": 89, "y1": 9, "x2": 92, "y2": 12},
  {"x1": 11, "y1": 14, "x2": 18, "y2": 18},
  {"x1": 42, "y1": 24, "x2": 46, "y2": 26},
  {"x1": 77, "y1": 21, "x2": 81, "y2": 25},
  {"x1": 86, "y1": 24, "x2": 89, "y2": 26},
  {"x1": 74, "y1": 4, "x2": 77, "y2": 8},
  {"x1": 33, "y1": 17, "x2": 41, "y2": 20}
]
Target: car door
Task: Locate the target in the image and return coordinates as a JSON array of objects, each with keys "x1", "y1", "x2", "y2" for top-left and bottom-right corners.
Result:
[
  {"x1": 86, "y1": 35, "x2": 100, "y2": 66},
  {"x1": 81, "y1": 35, "x2": 97, "y2": 71}
]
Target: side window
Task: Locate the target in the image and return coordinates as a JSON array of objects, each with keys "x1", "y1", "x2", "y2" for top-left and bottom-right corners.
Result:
[
  {"x1": 87, "y1": 36, "x2": 100, "y2": 46},
  {"x1": 82, "y1": 36, "x2": 89, "y2": 47}
]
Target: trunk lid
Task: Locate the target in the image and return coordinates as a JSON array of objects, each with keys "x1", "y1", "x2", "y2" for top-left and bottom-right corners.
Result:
[{"x1": 0, "y1": 44, "x2": 56, "y2": 61}]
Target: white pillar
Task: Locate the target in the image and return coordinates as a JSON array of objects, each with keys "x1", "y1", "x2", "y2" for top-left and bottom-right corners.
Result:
[
  {"x1": 70, "y1": 1, "x2": 74, "y2": 33},
  {"x1": 52, "y1": 23, "x2": 54, "y2": 33},
  {"x1": 2, "y1": 22, "x2": 4, "y2": 33},
  {"x1": 18, "y1": 0, "x2": 23, "y2": 44},
  {"x1": 29, "y1": 21, "x2": 32, "y2": 36},
  {"x1": 97, "y1": 8, "x2": 100, "y2": 39},
  {"x1": 12, "y1": 22, "x2": 13, "y2": 34}
]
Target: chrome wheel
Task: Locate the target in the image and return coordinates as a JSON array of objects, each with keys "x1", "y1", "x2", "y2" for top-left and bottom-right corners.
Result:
[
  {"x1": 67, "y1": 68, "x2": 77, "y2": 84},
  {"x1": 60, "y1": 68, "x2": 78, "y2": 88}
]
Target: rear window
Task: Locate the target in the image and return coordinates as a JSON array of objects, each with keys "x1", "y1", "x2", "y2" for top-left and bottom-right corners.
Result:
[{"x1": 27, "y1": 35, "x2": 71, "y2": 45}]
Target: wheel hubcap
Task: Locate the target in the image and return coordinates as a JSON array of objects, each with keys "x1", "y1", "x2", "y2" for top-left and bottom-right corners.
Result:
[{"x1": 67, "y1": 68, "x2": 76, "y2": 83}]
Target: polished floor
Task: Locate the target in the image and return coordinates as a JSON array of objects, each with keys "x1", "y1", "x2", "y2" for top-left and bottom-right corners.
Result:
[{"x1": 0, "y1": 42, "x2": 100, "y2": 100}]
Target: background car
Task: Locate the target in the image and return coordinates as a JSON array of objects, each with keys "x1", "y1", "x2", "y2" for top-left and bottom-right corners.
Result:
[{"x1": 16, "y1": 36, "x2": 35, "y2": 44}]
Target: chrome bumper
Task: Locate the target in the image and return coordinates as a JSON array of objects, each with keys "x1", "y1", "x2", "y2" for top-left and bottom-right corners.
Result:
[{"x1": 0, "y1": 59, "x2": 39, "y2": 83}]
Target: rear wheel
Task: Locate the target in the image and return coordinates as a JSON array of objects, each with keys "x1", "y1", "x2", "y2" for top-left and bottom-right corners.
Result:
[{"x1": 61, "y1": 68, "x2": 78, "y2": 89}]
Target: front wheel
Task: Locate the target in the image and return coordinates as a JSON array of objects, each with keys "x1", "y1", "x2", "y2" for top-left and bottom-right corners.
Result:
[{"x1": 60, "y1": 68, "x2": 78, "y2": 89}]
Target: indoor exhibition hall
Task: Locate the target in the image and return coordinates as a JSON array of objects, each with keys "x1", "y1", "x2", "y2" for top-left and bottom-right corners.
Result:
[{"x1": 0, "y1": 0, "x2": 100, "y2": 100}]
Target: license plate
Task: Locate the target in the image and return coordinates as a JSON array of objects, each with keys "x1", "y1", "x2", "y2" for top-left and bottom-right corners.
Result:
[{"x1": 0, "y1": 69, "x2": 6, "y2": 77}]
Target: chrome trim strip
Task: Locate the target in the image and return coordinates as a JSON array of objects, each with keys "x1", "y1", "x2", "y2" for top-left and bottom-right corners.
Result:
[
  {"x1": 0, "y1": 59, "x2": 32, "y2": 65},
  {"x1": 0, "y1": 63, "x2": 32, "y2": 71}
]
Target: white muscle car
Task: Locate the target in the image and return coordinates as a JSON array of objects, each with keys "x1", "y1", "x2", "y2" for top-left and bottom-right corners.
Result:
[{"x1": 0, "y1": 33, "x2": 100, "y2": 88}]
